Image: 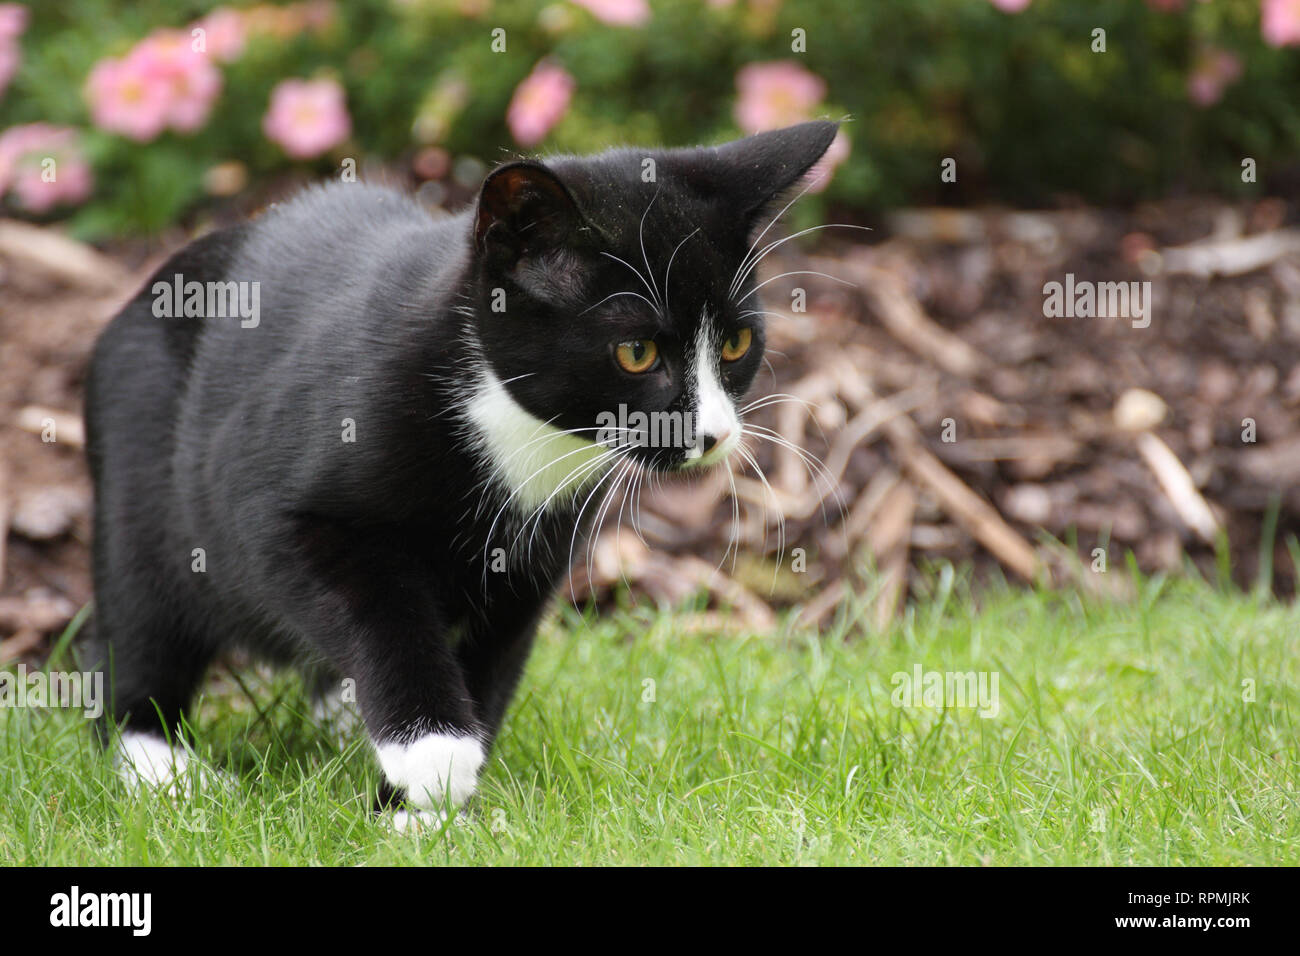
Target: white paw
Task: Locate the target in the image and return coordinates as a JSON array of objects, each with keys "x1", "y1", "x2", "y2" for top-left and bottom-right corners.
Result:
[
  {"x1": 116, "y1": 731, "x2": 231, "y2": 796},
  {"x1": 117, "y1": 731, "x2": 190, "y2": 791},
  {"x1": 388, "y1": 808, "x2": 451, "y2": 833},
  {"x1": 375, "y1": 730, "x2": 485, "y2": 811}
]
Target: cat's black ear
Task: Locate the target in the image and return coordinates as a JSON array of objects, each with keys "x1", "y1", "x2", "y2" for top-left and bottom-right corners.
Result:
[
  {"x1": 714, "y1": 120, "x2": 839, "y2": 221},
  {"x1": 474, "y1": 161, "x2": 582, "y2": 261}
]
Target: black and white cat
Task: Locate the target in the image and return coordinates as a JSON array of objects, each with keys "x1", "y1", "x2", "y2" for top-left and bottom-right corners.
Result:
[{"x1": 82, "y1": 120, "x2": 838, "y2": 820}]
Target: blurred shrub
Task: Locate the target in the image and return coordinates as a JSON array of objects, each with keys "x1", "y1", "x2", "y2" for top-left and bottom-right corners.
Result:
[{"x1": 0, "y1": 0, "x2": 1298, "y2": 236}]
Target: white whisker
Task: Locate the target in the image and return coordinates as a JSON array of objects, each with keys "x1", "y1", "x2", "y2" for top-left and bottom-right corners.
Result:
[
  {"x1": 580, "y1": 289, "x2": 659, "y2": 316},
  {"x1": 638, "y1": 189, "x2": 663, "y2": 310},
  {"x1": 735, "y1": 270, "x2": 856, "y2": 308},
  {"x1": 729, "y1": 171, "x2": 828, "y2": 298},
  {"x1": 566, "y1": 452, "x2": 631, "y2": 608},
  {"x1": 663, "y1": 226, "x2": 700, "y2": 314},
  {"x1": 516, "y1": 442, "x2": 636, "y2": 563},
  {"x1": 735, "y1": 442, "x2": 787, "y2": 581},
  {"x1": 730, "y1": 222, "x2": 872, "y2": 298},
  {"x1": 600, "y1": 251, "x2": 661, "y2": 311},
  {"x1": 481, "y1": 437, "x2": 626, "y2": 585},
  {"x1": 739, "y1": 392, "x2": 819, "y2": 414}
]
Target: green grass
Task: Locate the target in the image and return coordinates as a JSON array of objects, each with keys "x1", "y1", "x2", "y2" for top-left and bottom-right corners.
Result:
[{"x1": 1, "y1": 574, "x2": 1297, "y2": 865}]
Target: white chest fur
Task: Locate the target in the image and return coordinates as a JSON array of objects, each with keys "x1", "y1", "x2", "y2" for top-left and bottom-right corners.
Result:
[{"x1": 464, "y1": 367, "x2": 610, "y2": 513}]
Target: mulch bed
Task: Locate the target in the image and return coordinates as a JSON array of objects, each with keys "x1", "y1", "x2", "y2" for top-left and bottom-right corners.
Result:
[{"x1": 3, "y1": 195, "x2": 1298, "y2": 658}]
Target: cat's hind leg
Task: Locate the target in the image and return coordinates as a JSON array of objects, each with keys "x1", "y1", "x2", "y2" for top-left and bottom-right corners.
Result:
[
  {"x1": 82, "y1": 601, "x2": 217, "y2": 793},
  {"x1": 83, "y1": 294, "x2": 219, "y2": 794}
]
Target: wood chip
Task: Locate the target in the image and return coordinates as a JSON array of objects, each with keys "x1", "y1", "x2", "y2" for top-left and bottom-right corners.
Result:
[
  {"x1": 1135, "y1": 432, "x2": 1221, "y2": 544},
  {"x1": 10, "y1": 484, "x2": 87, "y2": 541},
  {"x1": 875, "y1": 394, "x2": 1042, "y2": 582},
  {"x1": 1114, "y1": 388, "x2": 1168, "y2": 432},
  {"x1": 1159, "y1": 229, "x2": 1300, "y2": 278},
  {"x1": 837, "y1": 260, "x2": 990, "y2": 378},
  {"x1": 0, "y1": 592, "x2": 77, "y2": 632},
  {"x1": 15, "y1": 405, "x2": 85, "y2": 449},
  {"x1": 1235, "y1": 434, "x2": 1300, "y2": 485},
  {"x1": 934, "y1": 435, "x2": 1082, "y2": 465},
  {"x1": 1244, "y1": 288, "x2": 1277, "y2": 341},
  {"x1": 828, "y1": 467, "x2": 900, "y2": 559},
  {"x1": 0, "y1": 628, "x2": 44, "y2": 663},
  {"x1": 794, "y1": 579, "x2": 847, "y2": 631},
  {"x1": 867, "y1": 482, "x2": 915, "y2": 630},
  {"x1": 0, "y1": 219, "x2": 129, "y2": 290}
]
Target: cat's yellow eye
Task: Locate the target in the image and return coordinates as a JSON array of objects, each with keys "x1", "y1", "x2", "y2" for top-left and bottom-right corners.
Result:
[
  {"x1": 721, "y1": 328, "x2": 752, "y2": 362},
  {"x1": 615, "y1": 339, "x2": 659, "y2": 374}
]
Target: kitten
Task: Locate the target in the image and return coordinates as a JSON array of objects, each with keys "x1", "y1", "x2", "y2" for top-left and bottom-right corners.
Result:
[{"x1": 82, "y1": 120, "x2": 839, "y2": 819}]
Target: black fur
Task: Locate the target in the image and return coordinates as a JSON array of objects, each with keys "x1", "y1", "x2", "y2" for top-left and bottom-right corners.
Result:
[{"x1": 82, "y1": 121, "x2": 838, "y2": 808}]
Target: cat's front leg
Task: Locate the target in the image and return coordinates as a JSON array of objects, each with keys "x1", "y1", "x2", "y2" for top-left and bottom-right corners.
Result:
[
  {"x1": 346, "y1": 624, "x2": 488, "y2": 814},
  {"x1": 266, "y1": 519, "x2": 489, "y2": 814}
]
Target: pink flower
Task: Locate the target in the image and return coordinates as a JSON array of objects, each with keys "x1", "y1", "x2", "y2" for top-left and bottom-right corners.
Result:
[
  {"x1": 734, "y1": 61, "x2": 826, "y2": 133},
  {"x1": 262, "y1": 78, "x2": 351, "y2": 159},
  {"x1": 734, "y1": 61, "x2": 846, "y2": 190},
  {"x1": 0, "y1": 124, "x2": 93, "y2": 213},
  {"x1": 130, "y1": 30, "x2": 223, "y2": 132},
  {"x1": 85, "y1": 56, "x2": 171, "y2": 141},
  {"x1": 1263, "y1": 0, "x2": 1300, "y2": 47},
  {"x1": 0, "y1": 3, "x2": 28, "y2": 99},
  {"x1": 734, "y1": 62, "x2": 847, "y2": 190},
  {"x1": 506, "y1": 60, "x2": 575, "y2": 147},
  {"x1": 988, "y1": 0, "x2": 1032, "y2": 11},
  {"x1": 568, "y1": 0, "x2": 651, "y2": 26},
  {"x1": 1187, "y1": 48, "x2": 1243, "y2": 107},
  {"x1": 0, "y1": 121, "x2": 42, "y2": 190},
  {"x1": 86, "y1": 29, "x2": 222, "y2": 140},
  {"x1": 191, "y1": 7, "x2": 248, "y2": 63},
  {"x1": 1145, "y1": 0, "x2": 1185, "y2": 11},
  {"x1": 0, "y1": 3, "x2": 27, "y2": 40}
]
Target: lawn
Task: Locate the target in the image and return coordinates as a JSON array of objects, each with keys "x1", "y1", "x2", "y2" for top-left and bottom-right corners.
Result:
[{"x1": 1, "y1": 573, "x2": 1297, "y2": 866}]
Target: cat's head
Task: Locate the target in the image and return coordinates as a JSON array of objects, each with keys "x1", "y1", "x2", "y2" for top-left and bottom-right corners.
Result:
[{"x1": 465, "y1": 120, "x2": 838, "y2": 497}]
